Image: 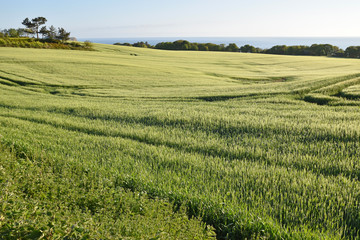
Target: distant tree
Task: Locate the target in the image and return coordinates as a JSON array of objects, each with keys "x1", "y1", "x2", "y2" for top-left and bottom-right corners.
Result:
[
  {"x1": 133, "y1": 41, "x2": 148, "y2": 48},
  {"x1": 309, "y1": 44, "x2": 339, "y2": 56},
  {"x1": 173, "y1": 40, "x2": 190, "y2": 50},
  {"x1": 57, "y1": 27, "x2": 70, "y2": 43},
  {"x1": 17, "y1": 28, "x2": 26, "y2": 37},
  {"x1": 198, "y1": 44, "x2": 209, "y2": 51},
  {"x1": 114, "y1": 42, "x2": 132, "y2": 46},
  {"x1": 333, "y1": 49, "x2": 345, "y2": 58},
  {"x1": 154, "y1": 41, "x2": 236, "y2": 52},
  {"x1": 190, "y1": 44, "x2": 199, "y2": 51},
  {"x1": 266, "y1": 45, "x2": 288, "y2": 55},
  {"x1": 7, "y1": 28, "x2": 20, "y2": 37},
  {"x1": 39, "y1": 26, "x2": 48, "y2": 39},
  {"x1": 219, "y1": 44, "x2": 226, "y2": 51},
  {"x1": 47, "y1": 25, "x2": 57, "y2": 40},
  {"x1": 84, "y1": 40, "x2": 93, "y2": 49},
  {"x1": 345, "y1": 46, "x2": 360, "y2": 58},
  {"x1": 155, "y1": 42, "x2": 172, "y2": 49},
  {"x1": 226, "y1": 43, "x2": 239, "y2": 52},
  {"x1": 22, "y1": 17, "x2": 47, "y2": 39},
  {"x1": 1, "y1": 29, "x2": 9, "y2": 37},
  {"x1": 22, "y1": 18, "x2": 35, "y2": 37},
  {"x1": 240, "y1": 44, "x2": 257, "y2": 53},
  {"x1": 205, "y1": 43, "x2": 222, "y2": 51},
  {"x1": 32, "y1": 17, "x2": 47, "y2": 39},
  {"x1": 130, "y1": 41, "x2": 152, "y2": 48}
]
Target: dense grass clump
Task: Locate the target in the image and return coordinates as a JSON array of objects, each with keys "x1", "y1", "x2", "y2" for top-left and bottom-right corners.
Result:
[
  {"x1": 0, "y1": 144, "x2": 215, "y2": 239},
  {"x1": 0, "y1": 37, "x2": 93, "y2": 50},
  {"x1": 0, "y1": 45, "x2": 360, "y2": 239}
]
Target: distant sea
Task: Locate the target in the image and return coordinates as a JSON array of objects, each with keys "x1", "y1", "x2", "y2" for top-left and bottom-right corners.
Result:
[{"x1": 78, "y1": 37, "x2": 360, "y2": 50}]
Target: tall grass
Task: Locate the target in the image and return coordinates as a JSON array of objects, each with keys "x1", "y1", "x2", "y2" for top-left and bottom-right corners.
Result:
[
  {"x1": 0, "y1": 45, "x2": 360, "y2": 239},
  {"x1": 0, "y1": 143, "x2": 215, "y2": 239}
]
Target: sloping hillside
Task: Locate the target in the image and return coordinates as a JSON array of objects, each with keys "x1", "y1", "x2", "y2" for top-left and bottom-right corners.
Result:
[{"x1": 0, "y1": 45, "x2": 360, "y2": 239}]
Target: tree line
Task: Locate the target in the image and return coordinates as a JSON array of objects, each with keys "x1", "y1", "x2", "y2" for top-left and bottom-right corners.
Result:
[
  {"x1": 0, "y1": 17, "x2": 93, "y2": 50},
  {"x1": 252, "y1": 44, "x2": 360, "y2": 58},
  {"x1": 115, "y1": 40, "x2": 360, "y2": 58},
  {"x1": 115, "y1": 40, "x2": 241, "y2": 52},
  {"x1": 1, "y1": 17, "x2": 71, "y2": 43}
]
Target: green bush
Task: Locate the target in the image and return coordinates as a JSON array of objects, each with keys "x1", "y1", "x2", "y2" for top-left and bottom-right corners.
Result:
[{"x1": 0, "y1": 37, "x2": 93, "y2": 51}]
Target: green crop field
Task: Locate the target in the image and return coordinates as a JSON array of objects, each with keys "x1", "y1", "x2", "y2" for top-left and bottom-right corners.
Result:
[{"x1": 1, "y1": 44, "x2": 360, "y2": 239}]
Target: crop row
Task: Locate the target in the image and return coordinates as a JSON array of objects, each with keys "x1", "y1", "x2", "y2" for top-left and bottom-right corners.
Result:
[{"x1": 0, "y1": 96, "x2": 359, "y2": 238}]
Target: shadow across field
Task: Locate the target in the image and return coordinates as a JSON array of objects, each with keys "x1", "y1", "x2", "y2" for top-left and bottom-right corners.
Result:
[
  {"x1": 1, "y1": 107, "x2": 359, "y2": 181},
  {"x1": 0, "y1": 72, "x2": 96, "y2": 96},
  {"x1": 205, "y1": 72, "x2": 296, "y2": 84},
  {"x1": 195, "y1": 92, "x2": 286, "y2": 102},
  {"x1": 301, "y1": 74, "x2": 360, "y2": 106}
]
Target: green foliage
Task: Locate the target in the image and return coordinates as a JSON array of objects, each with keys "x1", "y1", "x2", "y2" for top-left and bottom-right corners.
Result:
[
  {"x1": 57, "y1": 27, "x2": 71, "y2": 43},
  {"x1": 345, "y1": 46, "x2": 360, "y2": 58},
  {"x1": 22, "y1": 17, "x2": 47, "y2": 39},
  {"x1": 113, "y1": 39, "x2": 360, "y2": 59},
  {"x1": 154, "y1": 41, "x2": 238, "y2": 52},
  {"x1": 114, "y1": 41, "x2": 153, "y2": 48},
  {"x1": 0, "y1": 144, "x2": 216, "y2": 239},
  {"x1": 0, "y1": 28, "x2": 27, "y2": 38},
  {"x1": 225, "y1": 43, "x2": 239, "y2": 52},
  {"x1": 309, "y1": 44, "x2": 340, "y2": 56},
  {"x1": 47, "y1": 25, "x2": 57, "y2": 40},
  {"x1": 0, "y1": 46, "x2": 360, "y2": 239},
  {"x1": 19, "y1": 16, "x2": 72, "y2": 43},
  {"x1": 8, "y1": 28, "x2": 19, "y2": 37},
  {"x1": 238, "y1": 43, "x2": 347, "y2": 57},
  {"x1": 264, "y1": 44, "x2": 342, "y2": 56},
  {"x1": 117, "y1": 40, "x2": 355, "y2": 58},
  {"x1": 84, "y1": 40, "x2": 93, "y2": 49},
  {"x1": 0, "y1": 38, "x2": 93, "y2": 50},
  {"x1": 240, "y1": 44, "x2": 260, "y2": 53}
]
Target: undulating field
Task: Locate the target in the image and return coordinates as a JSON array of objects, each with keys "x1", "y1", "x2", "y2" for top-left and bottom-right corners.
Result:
[{"x1": 1, "y1": 44, "x2": 360, "y2": 239}]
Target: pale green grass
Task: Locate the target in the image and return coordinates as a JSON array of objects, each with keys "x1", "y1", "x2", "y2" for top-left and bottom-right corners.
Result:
[
  {"x1": 0, "y1": 45, "x2": 360, "y2": 239},
  {"x1": 341, "y1": 84, "x2": 360, "y2": 99},
  {"x1": 2, "y1": 45, "x2": 360, "y2": 98}
]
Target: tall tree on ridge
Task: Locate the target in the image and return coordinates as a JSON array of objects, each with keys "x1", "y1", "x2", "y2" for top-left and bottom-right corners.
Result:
[
  {"x1": 39, "y1": 26, "x2": 48, "y2": 39},
  {"x1": 22, "y1": 17, "x2": 47, "y2": 39},
  {"x1": 21, "y1": 18, "x2": 35, "y2": 37},
  {"x1": 57, "y1": 28, "x2": 70, "y2": 43},
  {"x1": 47, "y1": 25, "x2": 57, "y2": 40}
]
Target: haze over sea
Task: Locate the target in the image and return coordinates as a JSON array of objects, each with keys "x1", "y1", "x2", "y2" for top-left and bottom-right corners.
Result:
[{"x1": 78, "y1": 37, "x2": 360, "y2": 50}]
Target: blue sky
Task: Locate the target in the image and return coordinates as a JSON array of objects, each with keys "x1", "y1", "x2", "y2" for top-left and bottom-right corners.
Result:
[{"x1": 1, "y1": 0, "x2": 360, "y2": 38}]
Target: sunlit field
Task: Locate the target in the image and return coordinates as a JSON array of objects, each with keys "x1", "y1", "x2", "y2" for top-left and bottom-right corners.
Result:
[{"x1": 1, "y1": 44, "x2": 360, "y2": 239}]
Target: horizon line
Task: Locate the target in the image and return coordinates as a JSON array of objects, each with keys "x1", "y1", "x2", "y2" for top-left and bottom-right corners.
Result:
[{"x1": 77, "y1": 36, "x2": 360, "y2": 39}]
